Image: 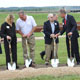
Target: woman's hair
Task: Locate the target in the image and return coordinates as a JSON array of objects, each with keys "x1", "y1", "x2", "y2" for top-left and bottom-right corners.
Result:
[{"x1": 5, "y1": 14, "x2": 14, "y2": 23}]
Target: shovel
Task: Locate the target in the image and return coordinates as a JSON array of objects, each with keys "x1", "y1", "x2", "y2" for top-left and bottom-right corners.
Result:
[
  {"x1": 7, "y1": 39, "x2": 16, "y2": 70},
  {"x1": 68, "y1": 35, "x2": 75, "y2": 67},
  {"x1": 7, "y1": 39, "x2": 12, "y2": 70},
  {"x1": 51, "y1": 37, "x2": 59, "y2": 67},
  {"x1": 7, "y1": 39, "x2": 12, "y2": 57},
  {"x1": 25, "y1": 40, "x2": 32, "y2": 68}
]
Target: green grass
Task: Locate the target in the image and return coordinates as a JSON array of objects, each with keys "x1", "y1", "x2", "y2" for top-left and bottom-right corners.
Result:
[
  {"x1": 0, "y1": 37, "x2": 80, "y2": 66},
  {"x1": 0, "y1": 12, "x2": 80, "y2": 26},
  {"x1": 0, "y1": 12, "x2": 80, "y2": 65},
  {"x1": 0, "y1": 12, "x2": 80, "y2": 38},
  {"x1": 0, "y1": 13, "x2": 48, "y2": 26},
  {"x1": 0, "y1": 12, "x2": 80, "y2": 80},
  {"x1": 13, "y1": 75, "x2": 80, "y2": 80}
]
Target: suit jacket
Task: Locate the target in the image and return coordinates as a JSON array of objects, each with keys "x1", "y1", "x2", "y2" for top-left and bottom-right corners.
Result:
[
  {"x1": 43, "y1": 20, "x2": 60, "y2": 44},
  {"x1": 60, "y1": 15, "x2": 79, "y2": 38}
]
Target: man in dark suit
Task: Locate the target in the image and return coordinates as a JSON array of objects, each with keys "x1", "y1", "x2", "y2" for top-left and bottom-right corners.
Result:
[
  {"x1": 56, "y1": 9, "x2": 80, "y2": 66},
  {"x1": 43, "y1": 14, "x2": 60, "y2": 66}
]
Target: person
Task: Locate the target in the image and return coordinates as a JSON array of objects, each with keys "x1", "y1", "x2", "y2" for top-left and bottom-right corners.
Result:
[
  {"x1": 43, "y1": 13, "x2": 60, "y2": 66},
  {"x1": 0, "y1": 14, "x2": 18, "y2": 70},
  {"x1": 16, "y1": 11, "x2": 37, "y2": 67},
  {"x1": 40, "y1": 14, "x2": 59, "y2": 60},
  {"x1": 56, "y1": 9, "x2": 80, "y2": 66}
]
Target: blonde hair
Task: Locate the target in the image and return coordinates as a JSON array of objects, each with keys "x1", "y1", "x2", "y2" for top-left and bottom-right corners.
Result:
[{"x1": 5, "y1": 14, "x2": 14, "y2": 24}]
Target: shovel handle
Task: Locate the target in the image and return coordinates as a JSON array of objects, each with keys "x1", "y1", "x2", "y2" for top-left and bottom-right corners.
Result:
[
  {"x1": 68, "y1": 35, "x2": 73, "y2": 59},
  {"x1": 53, "y1": 37, "x2": 57, "y2": 58},
  {"x1": 68, "y1": 35, "x2": 72, "y2": 40},
  {"x1": 7, "y1": 39, "x2": 12, "y2": 54},
  {"x1": 7, "y1": 39, "x2": 12, "y2": 44}
]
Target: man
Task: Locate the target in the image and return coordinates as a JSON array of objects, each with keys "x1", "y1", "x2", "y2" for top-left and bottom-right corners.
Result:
[
  {"x1": 16, "y1": 11, "x2": 37, "y2": 67},
  {"x1": 56, "y1": 9, "x2": 80, "y2": 66},
  {"x1": 43, "y1": 13, "x2": 60, "y2": 66},
  {"x1": 40, "y1": 14, "x2": 59, "y2": 60}
]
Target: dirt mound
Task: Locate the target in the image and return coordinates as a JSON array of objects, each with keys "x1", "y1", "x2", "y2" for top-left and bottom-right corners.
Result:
[{"x1": 0, "y1": 65, "x2": 80, "y2": 80}]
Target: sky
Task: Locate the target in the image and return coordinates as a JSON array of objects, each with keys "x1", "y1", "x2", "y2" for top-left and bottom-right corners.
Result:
[{"x1": 0, "y1": 0, "x2": 80, "y2": 8}]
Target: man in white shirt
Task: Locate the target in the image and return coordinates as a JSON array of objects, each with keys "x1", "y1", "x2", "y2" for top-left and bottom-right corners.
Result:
[{"x1": 16, "y1": 11, "x2": 37, "y2": 67}]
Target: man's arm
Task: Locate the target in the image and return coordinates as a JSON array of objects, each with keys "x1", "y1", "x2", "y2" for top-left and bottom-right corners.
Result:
[
  {"x1": 26, "y1": 26, "x2": 37, "y2": 38},
  {"x1": 16, "y1": 30, "x2": 24, "y2": 37},
  {"x1": 29, "y1": 26, "x2": 37, "y2": 35},
  {"x1": 60, "y1": 26, "x2": 66, "y2": 35},
  {"x1": 30, "y1": 16, "x2": 37, "y2": 34},
  {"x1": 67, "y1": 16, "x2": 77, "y2": 36},
  {"x1": 56, "y1": 23, "x2": 66, "y2": 37},
  {"x1": 26, "y1": 16, "x2": 37, "y2": 38}
]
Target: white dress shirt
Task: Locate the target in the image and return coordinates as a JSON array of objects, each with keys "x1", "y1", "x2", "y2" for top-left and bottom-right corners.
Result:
[{"x1": 51, "y1": 22, "x2": 55, "y2": 33}]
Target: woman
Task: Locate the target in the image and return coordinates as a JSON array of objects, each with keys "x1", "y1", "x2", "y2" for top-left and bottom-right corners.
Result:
[{"x1": 1, "y1": 14, "x2": 18, "y2": 70}]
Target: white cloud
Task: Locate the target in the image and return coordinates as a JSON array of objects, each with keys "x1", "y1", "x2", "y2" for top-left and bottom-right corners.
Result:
[{"x1": 0, "y1": 0, "x2": 80, "y2": 7}]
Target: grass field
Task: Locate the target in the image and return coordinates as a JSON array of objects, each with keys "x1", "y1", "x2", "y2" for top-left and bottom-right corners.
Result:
[
  {"x1": 0, "y1": 12, "x2": 80, "y2": 37},
  {"x1": 14, "y1": 75, "x2": 80, "y2": 80},
  {"x1": 0, "y1": 12, "x2": 80, "y2": 80},
  {"x1": 1, "y1": 12, "x2": 80, "y2": 65},
  {"x1": 0, "y1": 37, "x2": 80, "y2": 66},
  {"x1": 0, "y1": 12, "x2": 80, "y2": 26}
]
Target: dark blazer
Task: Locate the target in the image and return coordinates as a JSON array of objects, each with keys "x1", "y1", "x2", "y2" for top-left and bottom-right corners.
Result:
[
  {"x1": 43, "y1": 20, "x2": 60, "y2": 44},
  {"x1": 60, "y1": 15, "x2": 79, "y2": 38},
  {"x1": 0, "y1": 22, "x2": 16, "y2": 39}
]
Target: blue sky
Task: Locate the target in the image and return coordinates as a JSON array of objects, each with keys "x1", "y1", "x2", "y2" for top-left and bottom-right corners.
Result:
[{"x1": 0, "y1": 0, "x2": 79, "y2": 8}]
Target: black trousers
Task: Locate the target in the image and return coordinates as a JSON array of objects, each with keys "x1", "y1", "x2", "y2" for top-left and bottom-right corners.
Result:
[
  {"x1": 4, "y1": 37, "x2": 17, "y2": 66},
  {"x1": 0, "y1": 43, "x2": 2, "y2": 54},
  {"x1": 66, "y1": 37, "x2": 80, "y2": 63}
]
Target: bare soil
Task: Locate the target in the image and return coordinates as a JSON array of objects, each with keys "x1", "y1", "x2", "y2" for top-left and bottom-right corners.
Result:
[{"x1": 0, "y1": 64, "x2": 80, "y2": 80}]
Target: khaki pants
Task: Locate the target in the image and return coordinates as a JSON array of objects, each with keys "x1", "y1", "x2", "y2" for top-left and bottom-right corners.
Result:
[
  {"x1": 45, "y1": 40, "x2": 58, "y2": 62},
  {"x1": 22, "y1": 34, "x2": 35, "y2": 63}
]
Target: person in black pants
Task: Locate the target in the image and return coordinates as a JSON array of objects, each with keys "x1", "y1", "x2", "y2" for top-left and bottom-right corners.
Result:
[
  {"x1": 56, "y1": 9, "x2": 80, "y2": 66},
  {"x1": 0, "y1": 14, "x2": 19, "y2": 70}
]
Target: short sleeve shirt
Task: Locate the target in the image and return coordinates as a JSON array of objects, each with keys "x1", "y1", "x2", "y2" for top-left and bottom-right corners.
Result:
[{"x1": 16, "y1": 16, "x2": 37, "y2": 35}]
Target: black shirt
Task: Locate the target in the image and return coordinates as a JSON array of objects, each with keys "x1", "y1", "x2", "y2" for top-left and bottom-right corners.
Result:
[{"x1": 1, "y1": 22, "x2": 16, "y2": 38}]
